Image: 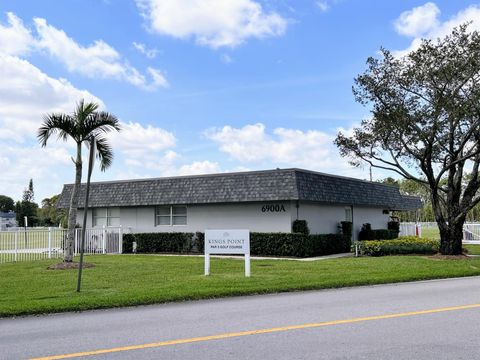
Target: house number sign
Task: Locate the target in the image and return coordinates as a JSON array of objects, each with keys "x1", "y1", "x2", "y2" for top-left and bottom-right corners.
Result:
[{"x1": 261, "y1": 204, "x2": 286, "y2": 212}]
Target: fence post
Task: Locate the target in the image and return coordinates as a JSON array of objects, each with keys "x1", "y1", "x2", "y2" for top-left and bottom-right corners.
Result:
[
  {"x1": 48, "y1": 227, "x2": 52, "y2": 259},
  {"x1": 102, "y1": 225, "x2": 106, "y2": 254},
  {"x1": 118, "y1": 226, "x2": 123, "y2": 254},
  {"x1": 14, "y1": 229, "x2": 18, "y2": 262},
  {"x1": 74, "y1": 229, "x2": 78, "y2": 255}
]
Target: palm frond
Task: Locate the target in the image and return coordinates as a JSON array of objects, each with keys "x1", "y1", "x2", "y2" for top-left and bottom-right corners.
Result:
[
  {"x1": 93, "y1": 136, "x2": 114, "y2": 171},
  {"x1": 83, "y1": 111, "x2": 121, "y2": 136},
  {"x1": 75, "y1": 99, "x2": 100, "y2": 133},
  {"x1": 37, "y1": 113, "x2": 78, "y2": 146}
]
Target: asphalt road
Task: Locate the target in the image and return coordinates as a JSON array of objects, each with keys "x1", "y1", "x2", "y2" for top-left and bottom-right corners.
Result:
[{"x1": 2, "y1": 276, "x2": 480, "y2": 359}]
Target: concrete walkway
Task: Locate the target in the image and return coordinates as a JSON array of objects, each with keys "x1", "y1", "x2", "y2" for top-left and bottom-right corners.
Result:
[{"x1": 128, "y1": 252, "x2": 353, "y2": 261}]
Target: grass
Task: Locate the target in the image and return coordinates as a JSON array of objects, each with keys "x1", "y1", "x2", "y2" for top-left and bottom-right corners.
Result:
[
  {"x1": 419, "y1": 226, "x2": 440, "y2": 240},
  {"x1": 416, "y1": 226, "x2": 480, "y2": 255},
  {"x1": 0, "y1": 229, "x2": 65, "y2": 249},
  {"x1": 2, "y1": 254, "x2": 480, "y2": 317},
  {"x1": 465, "y1": 244, "x2": 480, "y2": 255}
]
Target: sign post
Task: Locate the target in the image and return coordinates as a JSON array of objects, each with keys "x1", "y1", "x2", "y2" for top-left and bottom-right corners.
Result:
[{"x1": 204, "y1": 229, "x2": 250, "y2": 277}]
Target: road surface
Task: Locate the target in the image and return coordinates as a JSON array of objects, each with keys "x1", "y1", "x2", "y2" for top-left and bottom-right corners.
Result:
[{"x1": 2, "y1": 276, "x2": 480, "y2": 359}]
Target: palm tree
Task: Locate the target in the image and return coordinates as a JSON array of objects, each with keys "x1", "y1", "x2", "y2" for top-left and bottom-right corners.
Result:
[{"x1": 38, "y1": 100, "x2": 121, "y2": 262}]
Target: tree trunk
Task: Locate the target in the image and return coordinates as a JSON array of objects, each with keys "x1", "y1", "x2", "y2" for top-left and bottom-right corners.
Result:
[
  {"x1": 439, "y1": 220, "x2": 464, "y2": 255},
  {"x1": 65, "y1": 143, "x2": 82, "y2": 262}
]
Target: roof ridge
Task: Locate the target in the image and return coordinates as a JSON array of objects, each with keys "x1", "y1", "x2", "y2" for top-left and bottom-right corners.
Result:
[{"x1": 63, "y1": 168, "x2": 297, "y2": 186}]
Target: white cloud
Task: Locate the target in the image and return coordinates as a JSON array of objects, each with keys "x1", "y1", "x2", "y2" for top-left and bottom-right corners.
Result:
[
  {"x1": 176, "y1": 160, "x2": 221, "y2": 175},
  {"x1": 136, "y1": 0, "x2": 287, "y2": 48},
  {"x1": 316, "y1": 1, "x2": 330, "y2": 12},
  {"x1": 394, "y1": 2, "x2": 440, "y2": 37},
  {"x1": 205, "y1": 123, "x2": 346, "y2": 169},
  {"x1": 0, "y1": 145, "x2": 74, "y2": 201},
  {"x1": 132, "y1": 41, "x2": 159, "y2": 58},
  {"x1": 394, "y1": 3, "x2": 480, "y2": 56},
  {"x1": 0, "y1": 52, "x2": 106, "y2": 200},
  {"x1": 0, "y1": 54, "x2": 102, "y2": 142},
  {"x1": 32, "y1": 17, "x2": 167, "y2": 90},
  {"x1": 147, "y1": 67, "x2": 169, "y2": 88},
  {"x1": 0, "y1": 13, "x2": 168, "y2": 90},
  {"x1": 221, "y1": 54, "x2": 233, "y2": 64},
  {"x1": 109, "y1": 121, "x2": 176, "y2": 159},
  {"x1": 0, "y1": 12, "x2": 34, "y2": 56}
]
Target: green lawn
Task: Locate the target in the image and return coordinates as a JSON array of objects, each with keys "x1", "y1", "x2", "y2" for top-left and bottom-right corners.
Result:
[
  {"x1": 465, "y1": 244, "x2": 480, "y2": 255},
  {"x1": 419, "y1": 226, "x2": 440, "y2": 240},
  {"x1": 2, "y1": 254, "x2": 480, "y2": 317},
  {"x1": 0, "y1": 230, "x2": 65, "y2": 249}
]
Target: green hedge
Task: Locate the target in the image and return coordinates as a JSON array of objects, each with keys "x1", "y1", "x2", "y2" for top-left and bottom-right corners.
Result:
[
  {"x1": 359, "y1": 236, "x2": 439, "y2": 256},
  {"x1": 250, "y1": 233, "x2": 350, "y2": 257},
  {"x1": 123, "y1": 232, "x2": 350, "y2": 258},
  {"x1": 123, "y1": 232, "x2": 204, "y2": 254},
  {"x1": 358, "y1": 224, "x2": 398, "y2": 241},
  {"x1": 292, "y1": 220, "x2": 310, "y2": 235}
]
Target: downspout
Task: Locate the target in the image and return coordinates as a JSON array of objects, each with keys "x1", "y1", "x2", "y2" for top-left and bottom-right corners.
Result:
[{"x1": 351, "y1": 205, "x2": 355, "y2": 242}]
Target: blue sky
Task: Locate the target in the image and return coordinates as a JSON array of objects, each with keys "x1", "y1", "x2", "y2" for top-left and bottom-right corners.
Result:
[{"x1": 1, "y1": 0, "x2": 479, "y2": 202}]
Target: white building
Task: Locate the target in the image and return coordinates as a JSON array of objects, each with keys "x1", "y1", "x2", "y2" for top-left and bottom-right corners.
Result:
[
  {"x1": 0, "y1": 212, "x2": 17, "y2": 230},
  {"x1": 58, "y1": 168, "x2": 421, "y2": 239}
]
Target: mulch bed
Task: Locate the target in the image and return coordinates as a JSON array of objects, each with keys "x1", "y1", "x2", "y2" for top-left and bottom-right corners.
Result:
[
  {"x1": 47, "y1": 262, "x2": 95, "y2": 270},
  {"x1": 427, "y1": 254, "x2": 470, "y2": 260}
]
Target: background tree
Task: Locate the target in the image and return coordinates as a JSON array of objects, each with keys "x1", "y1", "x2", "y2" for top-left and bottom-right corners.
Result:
[
  {"x1": 15, "y1": 179, "x2": 39, "y2": 226},
  {"x1": 336, "y1": 25, "x2": 480, "y2": 255},
  {"x1": 22, "y1": 179, "x2": 34, "y2": 202},
  {"x1": 15, "y1": 201, "x2": 38, "y2": 227},
  {"x1": 0, "y1": 195, "x2": 15, "y2": 213},
  {"x1": 38, "y1": 194, "x2": 66, "y2": 227},
  {"x1": 38, "y1": 100, "x2": 120, "y2": 262}
]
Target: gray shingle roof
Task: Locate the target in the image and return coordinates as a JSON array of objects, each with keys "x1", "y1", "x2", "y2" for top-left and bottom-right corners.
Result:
[{"x1": 57, "y1": 168, "x2": 421, "y2": 210}]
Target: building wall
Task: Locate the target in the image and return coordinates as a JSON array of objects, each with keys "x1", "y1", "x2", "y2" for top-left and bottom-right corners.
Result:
[
  {"x1": 295, "y1": 202, "x2": 390, "y2": 238},
  {"x1": 77, "y1": 201, "x2": 391, "y2": 237},
  {"x1": 79, "y1": 202, "x2": 292, "y2": 233},
  {"x1": 352, "y1": 206, "x2": 391, "y2": 241},
  {"x1": 296, "y1": 202, "x2": 347, "y2": 234}
]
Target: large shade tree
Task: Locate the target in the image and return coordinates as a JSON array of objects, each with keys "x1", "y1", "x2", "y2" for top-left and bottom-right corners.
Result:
[
  {"x1": 0, "y1": 195, "x2": 15, "y2": 213},
  {"x1": 38, "y1": 100, "x2": 121, "y2": 262},
  {"x1": 335, "y1": 25, "x2": 480, "y2": 255}
]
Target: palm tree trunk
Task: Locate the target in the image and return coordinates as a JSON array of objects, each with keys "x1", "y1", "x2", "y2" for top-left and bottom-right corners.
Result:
[{"x1": 65, "y1": 143, "x2": 82, "y2": 262}]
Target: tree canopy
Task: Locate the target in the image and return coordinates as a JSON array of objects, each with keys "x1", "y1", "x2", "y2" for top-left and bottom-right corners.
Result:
[
  {"x1": 335, "y1": 24, "x2": 480, "y2": 254},
  {"x1": 0, "y1": 195, "x2": 15, "y2": 213}
]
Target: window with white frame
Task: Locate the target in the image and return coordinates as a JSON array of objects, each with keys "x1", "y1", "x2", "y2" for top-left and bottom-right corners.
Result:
[
  {"x1": 155, "y1": 205, "x2": 187, "y2": 226},
  {"x1": 345, "y1": 207, "x2": 352, "y2": 222},
  {"x1": 92, "y1": 207, "x2": 120, "y2": 227}
]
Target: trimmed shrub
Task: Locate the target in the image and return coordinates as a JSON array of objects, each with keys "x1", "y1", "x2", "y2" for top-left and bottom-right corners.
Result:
[
  {"x1": 123, "y1": 232, "x2": 195, "y2": 254},
  {"x1": 123, "y1": 231, "x2": 350, "y2": 258},
  {"x1": 388, "y1": 221, "x2": 400, "y2": 232},
  {"x1": 292, "y1": 220, "x2": 310, "y2": 235},
  {"x1": 358, "y1": 223, "x2": 398, "y2": 241},
  {"x1": 250, "y1": 233, "x2": 350, "y2": 258},
  {"x1": 359, "y1": 236, "x2": 439, "y2": 256},
  {"x1": 358, "y1": 223, "x2": 374, "y2": 240},
  {"x1": 340, "y1": 221, "x2": 353, "y2": 237}
]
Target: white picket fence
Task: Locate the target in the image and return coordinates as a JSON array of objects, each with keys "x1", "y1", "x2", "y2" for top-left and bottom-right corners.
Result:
[
  {"x1": 0, "y1": 226, "x2": 124, "y2": 264},
  {"x1": 400, "y1": 222, "x2": 480, "y2": 244}
]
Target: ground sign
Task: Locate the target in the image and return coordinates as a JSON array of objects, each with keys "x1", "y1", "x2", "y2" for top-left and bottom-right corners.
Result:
[{"x1": 204, "y1": 229, "x2": 250, "y2": 277}]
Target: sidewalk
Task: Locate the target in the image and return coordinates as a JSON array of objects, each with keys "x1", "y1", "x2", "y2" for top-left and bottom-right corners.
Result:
[{"x1": 133, "y1": 252, "x2": 354, "y2": 261}]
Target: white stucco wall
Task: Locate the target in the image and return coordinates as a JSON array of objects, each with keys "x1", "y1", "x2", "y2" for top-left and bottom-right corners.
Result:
[
  {"x1": 296, "y1": 202, "x2": 347, "y2": 234},
  {"x1": 77, "y1": 201, "x2": 391, "y2": 237},
  {"x1": 352, "y1": 206, "x2": 391, "y2": 241},
  {"x1": 79, "y1": 202, "x2": 292, "y2": 233}
]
